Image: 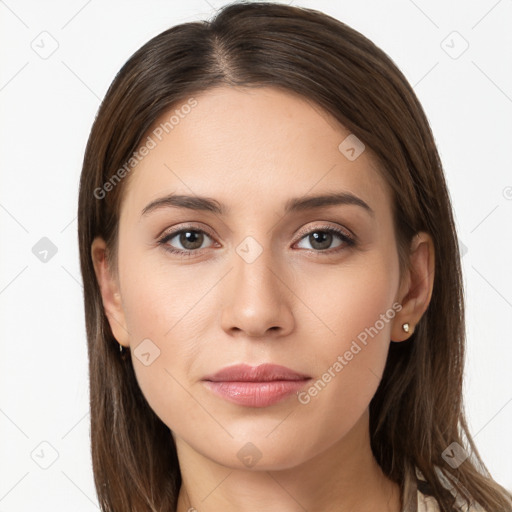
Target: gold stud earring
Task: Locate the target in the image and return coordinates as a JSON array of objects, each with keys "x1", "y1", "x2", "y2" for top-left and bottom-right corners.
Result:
[{"x1": 402, "y1": 323, "x2": 410, "y2": 333}]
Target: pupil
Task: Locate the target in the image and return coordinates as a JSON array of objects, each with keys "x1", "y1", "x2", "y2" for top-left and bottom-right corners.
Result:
[
  {"x1": 311, "y1": 231, "x2": 332, "y2": 250},
  {"x1": 181, "y1": 231, "x2": 203, "y2": 249}
]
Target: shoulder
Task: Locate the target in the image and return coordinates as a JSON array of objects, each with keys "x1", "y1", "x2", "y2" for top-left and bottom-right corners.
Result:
[{"x1": 415, "y1": 466, "x2": 488, "y2": 512}]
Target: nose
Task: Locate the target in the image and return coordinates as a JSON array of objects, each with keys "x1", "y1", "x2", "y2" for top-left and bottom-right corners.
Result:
[{"x1": 220, "y1": 242, "x2": 295, "y2": 339}]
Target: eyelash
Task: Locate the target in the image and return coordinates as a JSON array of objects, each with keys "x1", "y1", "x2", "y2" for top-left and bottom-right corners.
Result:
[{"x1": 157, "y1": 224, "x2": 356, "y2": 257}]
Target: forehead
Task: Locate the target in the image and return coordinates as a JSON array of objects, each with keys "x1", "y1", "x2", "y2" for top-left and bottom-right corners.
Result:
[{"x1": 120, "y1": 86, "x2": 392, "y2": 220}]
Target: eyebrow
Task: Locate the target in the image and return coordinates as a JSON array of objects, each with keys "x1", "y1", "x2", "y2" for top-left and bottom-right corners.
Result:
[{"x1": 141, "y1": 191, "x2": 374, "y2": 218}]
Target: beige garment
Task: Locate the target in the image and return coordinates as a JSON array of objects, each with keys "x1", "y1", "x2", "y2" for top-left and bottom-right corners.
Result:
[{"x1": 401, "y1": 466, "x2": 487, "y2": 512}]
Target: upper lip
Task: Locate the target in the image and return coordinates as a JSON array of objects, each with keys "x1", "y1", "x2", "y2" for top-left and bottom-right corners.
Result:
[{"x1": 203, "y1": 363, "x2": 311, "y2": 382}]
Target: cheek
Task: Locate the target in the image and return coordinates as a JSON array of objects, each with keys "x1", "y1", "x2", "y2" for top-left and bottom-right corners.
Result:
[
  {"x1": 299, "y1": 248, "x2": 399, "y2": 350},
  {"x1": 119, "y1": 242, "x2": 209, "y2": 343},
  {"x1": 292, "y1": 251, "x2": 399, "y2": 419},
  {"x1": 117, "y1": 253, "x2": 219, "y2": 430}
]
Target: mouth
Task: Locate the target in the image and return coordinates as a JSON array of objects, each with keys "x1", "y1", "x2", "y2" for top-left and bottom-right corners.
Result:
[{"x1": 202, "y1": 363, "x2": 312, "y2": 407}]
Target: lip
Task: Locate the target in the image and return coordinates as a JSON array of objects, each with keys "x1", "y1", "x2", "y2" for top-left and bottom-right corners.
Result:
[{"x1": 202, "y1": 363, "x2": 311, "y2": 407}]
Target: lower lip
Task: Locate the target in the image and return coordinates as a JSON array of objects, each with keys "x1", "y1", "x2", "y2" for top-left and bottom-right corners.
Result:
[{"x1": 203, "y1": 380, "x2": 310, "y2": 407}]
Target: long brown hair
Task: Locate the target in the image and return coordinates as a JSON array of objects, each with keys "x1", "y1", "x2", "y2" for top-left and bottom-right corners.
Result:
[{"x1": 77, "y1": 2, "x2": 512, "y2": 510}]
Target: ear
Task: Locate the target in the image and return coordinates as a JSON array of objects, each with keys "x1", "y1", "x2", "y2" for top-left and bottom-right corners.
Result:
[
  {"x1": 91, "y1": 237, "x2": 130, "y2": 348},
  {"x1": 391, "y1": 232, "x2": 435, "y2": 342}
]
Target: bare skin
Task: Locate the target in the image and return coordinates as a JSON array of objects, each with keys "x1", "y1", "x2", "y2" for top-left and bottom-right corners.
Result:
[{"x1": 92, "y1": 86, "x2": 434, "y2": 511}]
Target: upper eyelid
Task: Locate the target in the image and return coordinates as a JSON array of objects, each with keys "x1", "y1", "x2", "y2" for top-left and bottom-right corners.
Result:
[
  {"x1": 159, "y1": 223, "x2": 217, "y2": 242},
  {"x1": 294, "y1": 223, "x2": 353, "y2": 241}
]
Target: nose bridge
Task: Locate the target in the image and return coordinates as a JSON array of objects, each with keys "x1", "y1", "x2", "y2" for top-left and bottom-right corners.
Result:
[
  {"x1": 233, "y1": 235, "x2": 282, "y2": 309},
  {"x1": 236, "y1": 237, "x2": 277, "y2": 297},
  {"x1": 220, "y1": 233, "x2": 295, "y2": 337}
]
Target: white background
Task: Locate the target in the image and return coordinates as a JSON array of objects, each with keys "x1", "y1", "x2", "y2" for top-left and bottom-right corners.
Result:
[{"x1": 0, "y1": 0, "x2": 511, "y2": 509}]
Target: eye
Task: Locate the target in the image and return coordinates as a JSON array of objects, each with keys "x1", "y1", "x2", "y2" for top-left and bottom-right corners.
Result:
[
  {"x1": 157, "y1": 224, "x2": 356, "y2": 257},
  {"x1": 158, "y1": 227, "x2": 216, "y2": 256},
  {"x1": 294, "y1": 226, "x2": 355, "y2": 253}
]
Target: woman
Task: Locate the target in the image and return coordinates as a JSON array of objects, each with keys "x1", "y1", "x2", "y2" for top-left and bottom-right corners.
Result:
[{"x1": 77, "y1": 2, "x2": 512, "y2": 511}]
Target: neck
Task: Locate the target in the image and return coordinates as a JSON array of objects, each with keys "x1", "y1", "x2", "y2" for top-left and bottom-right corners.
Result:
[{"x1": 174, "y1": 410, "x2": 401, "y2": 512}]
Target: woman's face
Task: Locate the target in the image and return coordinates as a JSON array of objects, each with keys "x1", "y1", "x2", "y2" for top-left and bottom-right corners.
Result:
[{"x1": 103, "y1": 86, "x2": 409, "y2": 469}]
